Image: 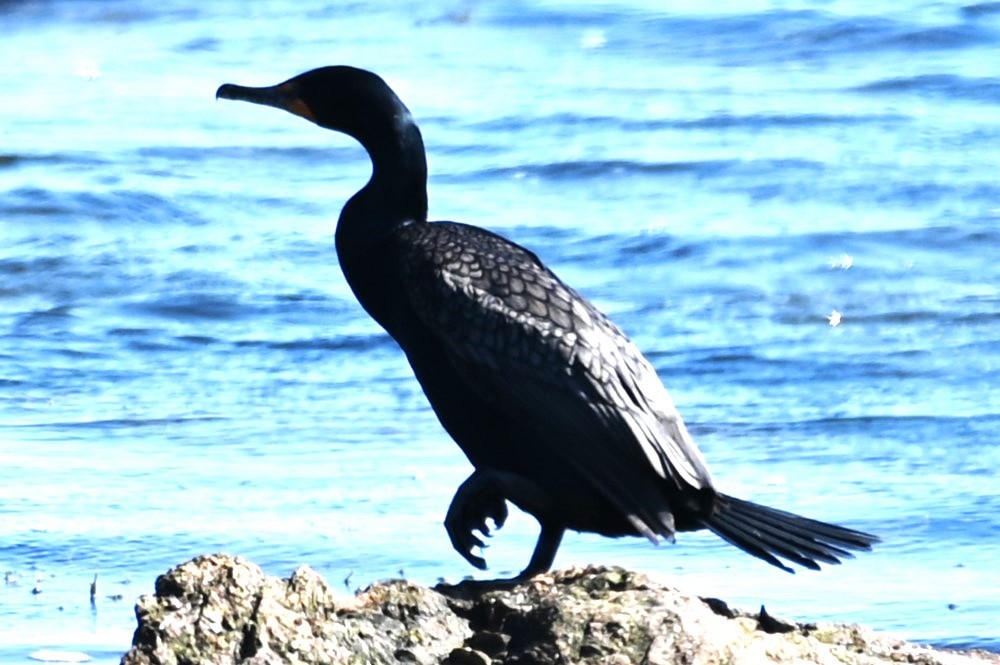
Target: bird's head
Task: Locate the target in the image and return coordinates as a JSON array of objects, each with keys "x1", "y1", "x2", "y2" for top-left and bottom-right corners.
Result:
[{"x1": 217, "y1": 66, "x2": 411, "y2": 147}]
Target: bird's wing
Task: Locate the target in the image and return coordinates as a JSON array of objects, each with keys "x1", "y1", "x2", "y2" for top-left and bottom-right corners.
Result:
[{"x1": 392, "y1": 222, "x2": 714, "y2": 540}]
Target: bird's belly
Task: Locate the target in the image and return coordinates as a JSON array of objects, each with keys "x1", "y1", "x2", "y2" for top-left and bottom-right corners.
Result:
[
  {"x1": 394, "y1": 327, "x2": 653, "y2": 539},
  {"x1": 417, "y1": 371, "x2": 642, "y2": 536},
  {"x1": 507, "y1": 474, "x2": 642, "y2": 538}
]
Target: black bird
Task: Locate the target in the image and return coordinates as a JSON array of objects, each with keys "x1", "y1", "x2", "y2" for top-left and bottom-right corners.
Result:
[{"x1": 217, "y1": 67, "x2": 879, "y2": 580}]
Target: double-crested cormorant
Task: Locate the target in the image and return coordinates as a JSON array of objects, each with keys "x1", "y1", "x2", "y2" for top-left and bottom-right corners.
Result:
[{"x1": 217, "y1": 67, "x2": 879, "y2": 580}]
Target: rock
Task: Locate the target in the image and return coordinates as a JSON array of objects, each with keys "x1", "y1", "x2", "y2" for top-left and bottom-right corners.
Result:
[
  {"x1": 121, "y1": 554, "x2": 468, "y2": 665},
  {"x1": 121, "y1": 554, "x2": 999, "y2": 665}
]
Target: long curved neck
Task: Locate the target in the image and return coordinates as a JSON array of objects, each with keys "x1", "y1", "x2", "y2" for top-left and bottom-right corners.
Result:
[
  {"x1": 335, "y1": 112, "x2": 427, "y2": 268},
  {"x1": 334, "y1": 112, "x2": 427, "y2": 330}
]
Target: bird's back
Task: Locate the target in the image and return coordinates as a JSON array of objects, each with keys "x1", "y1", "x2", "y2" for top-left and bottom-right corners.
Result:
[{"x1": 386, "y1": 221, "x2": 716, "y2": 539}]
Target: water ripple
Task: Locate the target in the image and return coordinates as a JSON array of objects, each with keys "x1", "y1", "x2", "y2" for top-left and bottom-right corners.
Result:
[{"x1": 854, "y1": 74, "x2": 1000, "y2": 102}]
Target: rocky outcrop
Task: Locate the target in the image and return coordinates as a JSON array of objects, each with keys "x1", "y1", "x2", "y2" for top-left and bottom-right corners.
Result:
[{"x1": 121, "y1": 554, "x2": 998, "y2": 665}]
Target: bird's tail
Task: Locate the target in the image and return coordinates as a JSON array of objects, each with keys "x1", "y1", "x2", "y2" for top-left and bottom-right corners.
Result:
[{"x1": 701, "y1": 493, "x2": 880, "y2": 573}]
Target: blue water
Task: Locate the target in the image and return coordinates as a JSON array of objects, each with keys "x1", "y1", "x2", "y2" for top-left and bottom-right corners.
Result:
[{"x1": 2, "y1": 1, "x2": 998, "y2": 662}]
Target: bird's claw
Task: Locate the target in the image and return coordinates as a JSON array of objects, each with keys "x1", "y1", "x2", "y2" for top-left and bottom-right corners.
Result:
[{"x1": 445, "y1": 475, "x2": 509, "y2": 571}]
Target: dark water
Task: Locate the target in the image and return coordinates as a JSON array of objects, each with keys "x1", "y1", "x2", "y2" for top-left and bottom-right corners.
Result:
[{"x1": 1, "y1": 1, "x2": 998, "y2": 661}]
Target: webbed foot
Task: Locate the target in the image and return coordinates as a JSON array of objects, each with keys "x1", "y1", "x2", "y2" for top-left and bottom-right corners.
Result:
[{"x1": 444, "y1": 471, "x2": 510, "y2": 570}]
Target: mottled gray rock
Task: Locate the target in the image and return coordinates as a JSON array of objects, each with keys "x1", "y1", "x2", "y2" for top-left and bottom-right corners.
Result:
[
  {"x1": 121, "y1": 554, "x2": 999, "y2": 665},
  {"x1": 121, "y1": 554, "x2": 468, "y2": 665}
]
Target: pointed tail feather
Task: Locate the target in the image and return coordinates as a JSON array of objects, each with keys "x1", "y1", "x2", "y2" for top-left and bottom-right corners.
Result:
[{"x1": 702, "y1": 493, "x2": 880, "y2": 573}]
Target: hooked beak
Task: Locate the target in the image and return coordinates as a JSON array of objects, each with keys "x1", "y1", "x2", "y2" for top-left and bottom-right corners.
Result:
[{"x1": 216, "y1": 80, "x2": 316, "y2": 123}]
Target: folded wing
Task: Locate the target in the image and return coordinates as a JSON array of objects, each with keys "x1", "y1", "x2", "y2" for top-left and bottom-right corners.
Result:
[{"x1": 393, "y1": 221, "x2": 715, "y2": 540}]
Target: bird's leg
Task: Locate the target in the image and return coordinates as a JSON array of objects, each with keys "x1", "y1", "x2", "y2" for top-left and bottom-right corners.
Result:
[
  {"x1": 513, "y1": 522, "x2": 564, "y2": 581},
  {"x1": 444, "y1": 469, "x2": 510, "y2": 571},
  {"x1": 445, "y1": 468, "x2": 565, "y2": 580}
]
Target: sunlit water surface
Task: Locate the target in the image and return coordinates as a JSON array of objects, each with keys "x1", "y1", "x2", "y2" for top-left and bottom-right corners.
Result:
[{"x1": 1, "y1": 1, "x2": 998, "y2": 662}]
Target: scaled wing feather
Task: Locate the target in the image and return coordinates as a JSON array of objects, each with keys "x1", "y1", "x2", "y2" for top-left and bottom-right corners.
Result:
[{"x1": 394, "y1": 222, "x2": 713, "y2": 538}]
